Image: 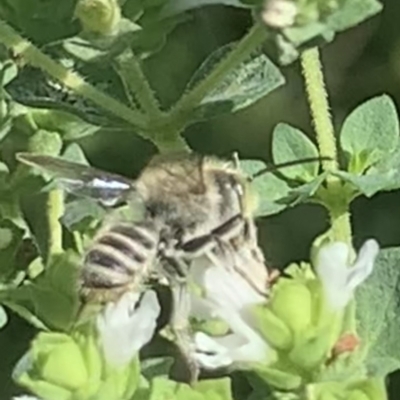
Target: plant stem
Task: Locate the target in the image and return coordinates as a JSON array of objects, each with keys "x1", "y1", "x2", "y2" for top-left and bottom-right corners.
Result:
[
  {"x1": 114, "y1": 49, "x2": 162, "y2": 120},
  {"x1": 300, "y1": 47, "x2": 352, "y2": 243},
  {"x1": 47, "y1": 189, "x2": 64, "y2": 257},
  {"x1": 114, "y1": 49, "x2": 189, "y2": 152},
  {"x1": 167, "y1": 23, "x2": 266, "y2": 133},
  {"x1": 0, "y1": 20, "x2": 147, "y2": 132}
]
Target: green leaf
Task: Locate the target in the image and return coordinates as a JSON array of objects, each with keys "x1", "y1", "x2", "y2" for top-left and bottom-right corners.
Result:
[
  {"x1": 241, "y1": 160, "x2": 291, "y2": 217},
  {"x1": 5, "y1": 252, "x2": 80, "y2": 331},
  {"x1": 327, "y1": 0, "x2": 383, "y2": 32},
  {"x1": 340, "y1": 95, "x2": 399, "y2": 173},
  {"x1": 283, "y1": 173, "x2": 327, "y2": 207},
  {"x1": 187, "y1": 45, "x2": 285, "y2": 122},
  {"x1": 0, "y1": 219, "x2": 25, "y2": 283},
  {"x1": 272, "y1": 123, "x2": 320, "y2": 181},
  {"x1": 194, "y1": 378, "x2": 233, "y2": 400},
  {"x1": 333, "y1": 145, "x2": 400, "y2": 197},
  {"x1": 141, "y1": 357, "x2": 174, "y2": 380},
  {"x1": 31, "y1": 109, "x2": 100, "y2": 140},
  {"x1": 356, "y1": 246, "x2": 400, "y2": 376},
  {"x1": 0, "y1": 305, "x2": 7, "y2": 329},
  {"x1": 61, "y1": 198, "x2": 106, "y2": 232},
  {"x1": 62, "y1": 143, "x2": 90, "y2": 165}
]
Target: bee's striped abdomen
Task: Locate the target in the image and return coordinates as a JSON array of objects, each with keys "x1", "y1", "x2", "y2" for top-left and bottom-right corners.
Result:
[{"x1": 81, "y1": 221, "x2": 159, "y2": 290}]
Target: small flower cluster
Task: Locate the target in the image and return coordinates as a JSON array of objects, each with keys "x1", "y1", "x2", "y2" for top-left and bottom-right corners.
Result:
[
  {"x1": 13, "y1": 291, "x2": 160, "y2": 400},
  {"x1": 188, "y1": 239, "x2": 381, "y2": 399},
  {"x1": 13, "y1": 239, "x2": 380, "y2": 400}
]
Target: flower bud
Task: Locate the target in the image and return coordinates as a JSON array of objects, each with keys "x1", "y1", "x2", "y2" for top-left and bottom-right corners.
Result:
[
  {"x1": 251, "y1": 304, "x2": 292, "y2": 350},
  {"x1": 75, "y1": 0, "x2": 121, "y2": 35},
  {"x1": 254, "y1": 365, "x2": 302, "y2": 391},
  {"x1": 28, "y1": 130, "x2": 62, "y2": 156},
  {"x1": 14, "y1": 332, "x2": 93, "y2": 399},
  {"x1": 269, "y1": 279, "x2": 312, "y2": 334},
  {"x1": 288, "y1": 326, "x2": 332, "y2": 370}
]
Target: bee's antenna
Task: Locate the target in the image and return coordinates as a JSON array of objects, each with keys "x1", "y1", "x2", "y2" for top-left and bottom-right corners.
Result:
[{"x1": 250, "y1": 156, "x2": 332, "y2": 180}]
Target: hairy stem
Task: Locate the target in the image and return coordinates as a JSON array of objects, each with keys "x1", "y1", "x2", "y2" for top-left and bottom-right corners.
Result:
[
  {"x1": 167, "y1": 23, "x2": 266, "y2": 133},
  {"x1": 114, "y1": 49, "x2": 162, "y2": 119},
  {"x1": 301, "y1": 48, "x2": 352, "y2": 244},
  {"x1": 0, "y1": 20, "x2": 147, "y2": 131},
  {"x1": 47, "y1": 189, "x2": 64, "y2": 256}
]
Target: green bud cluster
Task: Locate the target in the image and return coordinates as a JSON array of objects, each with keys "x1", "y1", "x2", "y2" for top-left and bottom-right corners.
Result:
[
  {"x1": 74, "y1": 0, "x2": 121, "y2": 35},
  {"x1": 14, "y1": 326, "x2": 139, "y2": 400},
  {"x1": 250, "y1": 263, "x2": 348, "y2": 391}
]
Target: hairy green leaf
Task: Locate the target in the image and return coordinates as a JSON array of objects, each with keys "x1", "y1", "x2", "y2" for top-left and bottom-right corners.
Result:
[
  {"x1": 272, "y1": 123, "x2": 319, "y2": 181},
  {"x1": 340, "y1": 95, "x2": 399, "y2": 173},
  {"x1": 283, "y1": 173, "x2": 327, "y2": 207},
  {"x1": 328, "y1": 0, "x2": 383, "y2": 32},
  {"x1": 356, "y1": 246, "x2": 400, "y2": 376},
  {"x1": 187, "y1": 45, "x2": 285, "y2": 122},
  {"x1": 334, "y1": 145, "x2": 400, "y2": 197}
]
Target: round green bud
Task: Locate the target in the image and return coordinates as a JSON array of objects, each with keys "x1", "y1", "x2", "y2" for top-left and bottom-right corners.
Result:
[
  {"x1": 270, "y1": 280, "x2": 312, "y2": 334},
  {"x1": 288, "y1": 326, "x2": 331, "y2": 370},
  {"x1": 33, "y1": 333, "x2": 89, "y2": 387},
  {"x1": 254, "y1": 365, "x2": 302, "y2": 391},
  {"x1": 28, "y1": 130, "x2": 62, "y2": 156},
  {"x1": 251, "y1": 305, "x2": 292, "y2": 350},
  {"x1": 75, "y1": 0, "x2": 121, "y2": 35}
]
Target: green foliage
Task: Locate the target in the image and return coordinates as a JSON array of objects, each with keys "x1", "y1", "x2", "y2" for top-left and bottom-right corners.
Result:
[
  {"x1": 0, "y1": 0, "x2": 396, "y2": 399},
  {"x1": 340, "y1": 95, "x2": 399, "y2": 174},
  {"x1": 356, "y1": 246, "x2": 400, "y2": 377},
  {"x1": 272, "y1": 123, "x2": 319, "y2": 181},
  {"x1": 186, "y1": 45, "x2": 285, "y2": 122}
]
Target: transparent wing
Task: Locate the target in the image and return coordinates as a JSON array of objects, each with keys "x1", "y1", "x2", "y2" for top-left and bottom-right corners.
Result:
[{"x1": 17, "y1": 153, "x2": 136, "y2": 207}]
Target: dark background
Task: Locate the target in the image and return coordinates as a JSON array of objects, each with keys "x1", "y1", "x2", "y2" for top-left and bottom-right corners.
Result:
[{"x1": 2, "y1": 0, "x2": 400, "y2": 398}]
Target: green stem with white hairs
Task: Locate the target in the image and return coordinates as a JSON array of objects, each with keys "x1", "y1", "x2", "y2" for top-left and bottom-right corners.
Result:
[{"x1": 300, "y1": 47, "x2": 352, "y2": 244}]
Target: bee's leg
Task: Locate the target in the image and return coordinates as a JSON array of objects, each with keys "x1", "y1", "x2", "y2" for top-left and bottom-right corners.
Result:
[
  {"x1": 159, "y1": 253, "x2": 199, "y2": 383},
  {"x1": 180, "y1": 214, "x2": 245, "y2": 258},
  {"x1": 169, "y1": 279, "x2": 200, "y2": 384}
]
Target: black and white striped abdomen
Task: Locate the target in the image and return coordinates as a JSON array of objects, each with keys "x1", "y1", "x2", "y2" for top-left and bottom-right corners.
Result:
[{"x1": 81, "y1": 220, "x2": 159, "y2": 290}]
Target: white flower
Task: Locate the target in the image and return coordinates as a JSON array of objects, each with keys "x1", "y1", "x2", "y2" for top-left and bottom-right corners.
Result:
[
  {"x1": 97, "y1": 290, "x2": 160, "y2": 367},
  {"x1": 189, "y1": 251, "x2": 272, "y2": 369},
  {"x1": 262, "y1": 0, "x2": 297, "y2": 28},
  {"x1": 315, "y1": 239, "x2": 379, "y2": 311}
]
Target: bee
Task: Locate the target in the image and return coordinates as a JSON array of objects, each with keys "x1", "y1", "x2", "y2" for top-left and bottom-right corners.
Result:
[{"x1": 17, "y1": 151, "x2": 324, "y2": 380}]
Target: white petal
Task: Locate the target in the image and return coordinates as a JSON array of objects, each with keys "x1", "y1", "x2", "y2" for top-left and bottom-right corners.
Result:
[
  {"x1": 346, "y1": 239, "x2": 379, "y2": 292},
  {"x1": 262, "y1": 0, "x2": 298, "y2": 28},
  {"x1": 191, "y1": 254, "x2": 265, "y2": 313},
  {"x1": 315, "y1": 240, "x2": 379, "y2": 311},
  {"x1": 97, "y1": 290, "x2": 160, "y2": 367},
  {"x1": 194, "y1": 332, "x2": 233, "y2": 369},
  {"x1": 194, "y1": 325, "x2": 269, "y2": 370}
]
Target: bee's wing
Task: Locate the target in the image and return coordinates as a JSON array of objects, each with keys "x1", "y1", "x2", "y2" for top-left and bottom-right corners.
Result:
[{"x1": 17, "y1": 153, "x2": 136, "y2": 207}]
